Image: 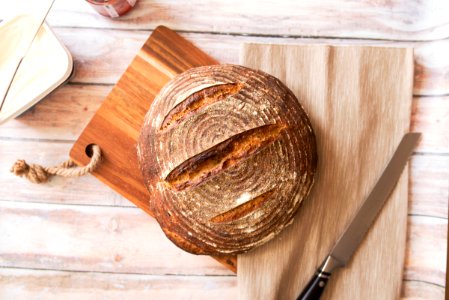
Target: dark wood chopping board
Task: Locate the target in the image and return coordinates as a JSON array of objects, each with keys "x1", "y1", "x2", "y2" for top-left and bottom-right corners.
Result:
[{"x1": 69, "y1": 26, "x2": 236, "y2": 271}]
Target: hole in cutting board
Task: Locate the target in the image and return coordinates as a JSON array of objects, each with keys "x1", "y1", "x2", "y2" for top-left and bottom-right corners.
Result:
[{"x1": 85, "y1": 143, "x2": 95, "y2": 158}]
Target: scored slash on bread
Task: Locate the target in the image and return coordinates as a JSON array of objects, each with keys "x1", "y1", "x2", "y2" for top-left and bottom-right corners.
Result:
[
  {"x1": 138, "y1": 64, "x2": 317, "y2": 255},
  {"x1": 164, "y1": 123, "x2": 286, "y2": 192},
  {"x1": 210, "y1": 189, "x2": 275, "y2": 224},
  {"x1": 160, "y1": 82, "x2": 244, "y2": 131}
]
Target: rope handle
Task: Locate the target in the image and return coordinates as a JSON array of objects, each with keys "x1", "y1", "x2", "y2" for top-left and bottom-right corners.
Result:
[{"x1": 10, "y1": 145, "x2": 102, "y2": 184}]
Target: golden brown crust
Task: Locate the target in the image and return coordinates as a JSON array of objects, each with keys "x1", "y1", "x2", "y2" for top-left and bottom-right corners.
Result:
[
  {"x1": 137, "y1": 64, "x2": 317, "y2": 255},
  {"x1": 160, "y1": 83, "x2": 243, "y2": 131},
  {"x1": 164, "y1": 123, "x2": 286, "y2": 192}
]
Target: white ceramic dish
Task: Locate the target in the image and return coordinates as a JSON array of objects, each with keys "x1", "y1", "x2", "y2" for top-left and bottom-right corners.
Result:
[{"x1": 0, "y1": 14, "x2": 73, "y2": 125}]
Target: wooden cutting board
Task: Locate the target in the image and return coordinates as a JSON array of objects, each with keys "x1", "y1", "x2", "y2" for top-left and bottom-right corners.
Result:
[
  {"x1": 69, "y1": 26, "x2": 236, "y2": 271},
  {"x1": 237, "y1": 44, "x2": 413, "y2": 299}
]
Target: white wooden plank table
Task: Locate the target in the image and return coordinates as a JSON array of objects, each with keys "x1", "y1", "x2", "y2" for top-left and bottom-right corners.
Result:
[{"x1": 0, "y1": 0, "x2": 448, "y2": 299}]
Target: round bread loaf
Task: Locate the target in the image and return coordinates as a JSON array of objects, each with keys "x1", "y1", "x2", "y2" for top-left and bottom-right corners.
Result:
[{"x1": 137, "y1": 64, "x2": 317, "y2": 255}]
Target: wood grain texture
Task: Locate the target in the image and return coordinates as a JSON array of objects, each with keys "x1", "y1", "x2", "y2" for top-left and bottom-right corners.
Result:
[
  {"x1": 413, "y1": 40, "x2": 449, "y2": 96},
  {"x1": 401, "y1": 280, "x2": 445, "y2": 300},
  {"x1": 45, "y1": 0, "x2": 449, "y2": 41},
  {"x1": 411, "y1": 97, "x2": 449, "y2": 154},
  {"x1": 0, "y1": 84, "x2": 110, "y2": 141},
  {"x1": 404, "y1": 216, "x2": 448, "y2": 287},
  {"x1": 408, "y1": 155, "x2": 449, "y2": 219},
  {"x1": 0, "y1": 201, "x2": 232, "y2": 275},
  {"x1": 0, "y1": 2, "x2": 446, "y2": 297},
  {"x1": 0, "y1": 201, "x2": 445, "y2": 290},
  {"x1": 0, "y1": 30, "x2": 445, "y2": 299},
  {"x1": 0, "y1": 140, "x2": 130, "y2": 207},
  {"x1": 51, "y1": 27, "x2": 449, "y2": 96},
  {"x1": 0, "y1": 272, "x2": 432, "y2": 300},
  {"x1": 70, "y1": 26, "x2": 217, "y2": 216},
  {"x1": 69, "y1": 26, "x2": 239, "y2": 271},
  {"x1": 238, "y1": 44, "x2": 414, "y2": 299},
  {"x1": 2, "y1": 85, "x2": 447, "y2": 156},
  {"x1": 0, "y1": 268, "x2": 236, "y2": 300},
  {"x1": 0, "y1": 269, "x2": 444, "y2": 300},
  {"x1": 1, "y1": 139, "x2": 446, "y2": 220}
]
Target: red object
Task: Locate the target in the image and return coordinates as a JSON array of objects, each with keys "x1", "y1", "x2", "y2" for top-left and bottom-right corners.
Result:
[{"x1": 86, "y1": 0, "x2": 136, "y2": 18}]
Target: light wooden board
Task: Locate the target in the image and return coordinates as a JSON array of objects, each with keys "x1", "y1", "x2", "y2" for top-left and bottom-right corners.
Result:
[
  {"x1": 404, "y1": 216, "x2": 448, "y2": 287},
  {"x1": 0, "y1": 38, "x2": 446, "y2": 299},
  {"x1": 0, "y1": 267, "x2": 444, "y2": 300},
  {"x1": 0, "y1": 201, "x2": 232, "y2": 275},
  {"x1": 69, "y1": 26, "x2": 217, "y2": 216},
  {"x1": 238, "y1": 44, "x2": 414, "y2": 299},
  {"x1": 69, "y1": 26, "x2": 238, "y2": 271},
  {"x1": 1, "y1": 139, "x2": 446, "y2": 219},
  {"x1": 0, "y1": 201, "x2": 444, "y2": 284},
  {"x1": 0, "y1": 1, "x2": 447, "y2": 298},
  {"x1": 1, "y1": 86, "x2": 447, "y2": 154},
  {"x1": 45, "y1": 0, "x2": 449, "y2": 41},
  {"x1": 0, "y1": 268, "x2": 237, "y2": 300},
  {"x1": 50, "y1": 27, "x2": 449, "y2": 96},
  {"x1": 401, "y1": 280, "x2": 446, "y2": 299},
  {"x1": 69, "y1": 25, "x2": 220, "y2": 213}
]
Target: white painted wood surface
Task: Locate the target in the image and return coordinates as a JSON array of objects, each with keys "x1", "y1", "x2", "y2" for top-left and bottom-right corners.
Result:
[{"x1": 0, "y1": 0, "x2": 447, "y2": 299}]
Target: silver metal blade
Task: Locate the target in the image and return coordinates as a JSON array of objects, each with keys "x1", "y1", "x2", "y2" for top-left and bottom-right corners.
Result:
[{"x1": 330, "y1": 132, "x2": 421, "y2": 266}]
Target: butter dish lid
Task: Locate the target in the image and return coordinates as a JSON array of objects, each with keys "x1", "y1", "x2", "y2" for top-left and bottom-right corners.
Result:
[{"x1": 0, "y1": 14, "x2": 73, "y2": 125}]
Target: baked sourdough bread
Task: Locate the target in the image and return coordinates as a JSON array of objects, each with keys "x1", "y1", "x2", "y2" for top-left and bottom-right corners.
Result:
[{"x1": 138, "y1": 64, "x2": 317, "y2": 255}]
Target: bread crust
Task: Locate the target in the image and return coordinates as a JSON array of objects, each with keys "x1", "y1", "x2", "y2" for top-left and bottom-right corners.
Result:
[{"x1": 138, "y1": 64, "x2": 317, "y2": 255}]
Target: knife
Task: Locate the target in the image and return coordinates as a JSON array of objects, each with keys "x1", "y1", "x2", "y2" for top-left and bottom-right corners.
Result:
[
  {"x1": 297, "y1": 132, "x2": 421, "y2": 300},
  {"x1": 0, "y1": 0, "x2": 55, "y2": 112}
]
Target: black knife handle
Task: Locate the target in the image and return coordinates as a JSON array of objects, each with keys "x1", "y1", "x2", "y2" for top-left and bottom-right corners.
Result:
[{"x1": 296, "y1": 271, "x2": 331, "y2": 300}]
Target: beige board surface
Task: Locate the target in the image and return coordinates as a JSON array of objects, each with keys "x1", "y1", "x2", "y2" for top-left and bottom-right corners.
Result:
[{"x1": 238, "y1": 44, "x2": 414, "y2": 299}]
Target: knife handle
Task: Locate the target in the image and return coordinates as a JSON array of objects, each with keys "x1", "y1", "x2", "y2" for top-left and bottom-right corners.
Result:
[
  {"x1": 296, "y1": 270, "x2": 331, "y2": 300},
  {"x1": 296, "y1": 255, "x2": 344, "y2": 300}
]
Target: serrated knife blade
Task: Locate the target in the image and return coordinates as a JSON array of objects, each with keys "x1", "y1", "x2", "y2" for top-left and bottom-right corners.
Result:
[{"x1": 297, "y1": 132, "x2": 421, "y2": 300}]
